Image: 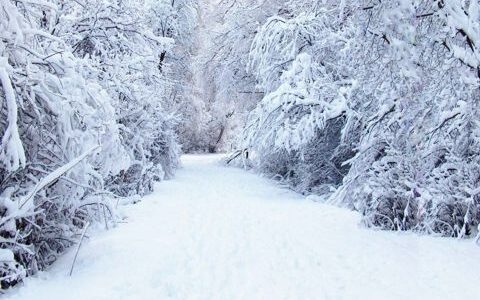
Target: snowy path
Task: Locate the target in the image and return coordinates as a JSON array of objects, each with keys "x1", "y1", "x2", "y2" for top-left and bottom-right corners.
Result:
[{"x1": 6, "y1": 155, "x2": 480, "y2": 300}]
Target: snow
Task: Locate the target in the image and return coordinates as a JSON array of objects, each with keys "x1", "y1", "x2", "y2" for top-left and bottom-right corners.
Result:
[
  {"x1": 5, "y1": 154, "x2": 480, "y2": 300},
  {"x1": 0, "y1": 249, "x2": 14, "y2": 262}
]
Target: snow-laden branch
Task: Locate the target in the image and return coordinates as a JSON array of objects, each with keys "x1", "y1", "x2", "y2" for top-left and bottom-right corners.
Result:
[
  {"x1": 0, "y1": 57, "x2": 26, "y2": 172},
  {"x1": 19, "y1": 145, "x2": 100, "y2": 210}
]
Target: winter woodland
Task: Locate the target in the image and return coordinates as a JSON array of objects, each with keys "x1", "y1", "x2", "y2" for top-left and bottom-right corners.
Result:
[{"x1": 1, "y1": 0, "x2": 480, "y2": 292}]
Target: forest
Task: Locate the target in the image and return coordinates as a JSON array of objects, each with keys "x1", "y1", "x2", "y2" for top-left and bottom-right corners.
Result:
[{"x1": 1, "y1": 0, "x2": 480, "y2": 295}]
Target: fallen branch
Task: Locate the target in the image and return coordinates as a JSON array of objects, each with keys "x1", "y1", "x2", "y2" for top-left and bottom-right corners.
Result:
[{"x1": 225, "y1": 150, "x2": 243, "y2": 164}]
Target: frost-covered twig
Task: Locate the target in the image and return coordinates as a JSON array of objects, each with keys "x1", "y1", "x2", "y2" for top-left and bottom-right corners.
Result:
[{"x1": 69, "y1": 222, "x2": 90, "y2": 277}]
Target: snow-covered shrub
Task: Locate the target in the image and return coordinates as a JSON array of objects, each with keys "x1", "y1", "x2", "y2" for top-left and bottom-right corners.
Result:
[
  {"x1": 333, "y1": 0, "x2": 480, "y2": 236},
  {"x1": 247, "y1": 117, "x2": 353, "y2": 194},
  {"x1": 0, "y1": 0, "x2": 186, "y2": 289},
  {"x1": 242, "y1": 5, "x2": 356, "y2": 193},
  {"x1": 355, "y1": 150, "x2": 421, "y2": 231},
  {"x1": 292, "y1": 118, "x2": 354, "y2": 194},
  {"x1": 239, "y1": 0, "x2": 480, "y2": 237},
  {"x1": 48, "y1": 0, "x2": 181, "y2": 196},
  {"x1": 0, "y1": 0, "x2": 129, "y2": 288}
]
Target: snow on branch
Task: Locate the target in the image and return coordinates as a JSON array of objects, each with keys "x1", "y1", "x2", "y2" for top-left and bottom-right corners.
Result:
[
  {"x1": 19, "y1": 145, "x2": 100, "y2": 210},
  {"x1": 0, "y1": 58, "x2": 26, "y2": 172}
]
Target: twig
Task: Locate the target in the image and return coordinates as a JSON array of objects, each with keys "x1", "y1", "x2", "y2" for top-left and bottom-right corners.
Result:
[{"x1": 69, "y1": 222, "x2": 90, "y2": 276}]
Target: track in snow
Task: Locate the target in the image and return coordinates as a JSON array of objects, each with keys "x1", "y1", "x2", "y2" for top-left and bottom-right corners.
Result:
[{"x1": 6, "y1": 155, "x2": 480, "y2": 300}]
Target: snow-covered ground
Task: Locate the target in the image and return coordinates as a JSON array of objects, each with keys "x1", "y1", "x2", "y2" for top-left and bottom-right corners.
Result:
[{"x1": 5, "y1": 155, "x2": 480, "y2": 300}]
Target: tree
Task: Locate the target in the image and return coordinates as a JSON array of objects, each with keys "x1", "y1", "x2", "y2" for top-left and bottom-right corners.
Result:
[
  {"x1": 236, "y1": 0, "x2": 480, "y2": 237},
  {"x1": 50, "y1": 0, "x2": 181, "y2": 196},
  {"x1": 0, "y1": 0, "x2": 128, "y2": 287}
]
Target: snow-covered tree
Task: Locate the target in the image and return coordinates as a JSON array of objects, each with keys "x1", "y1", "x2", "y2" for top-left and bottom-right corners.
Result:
[
  {"x1": 0, "y1": 0, "x2": 130, "y2": 287},
  {"x1": 181, "y1": 0, "x2": 286, "y2": 153},
  {"x1": 49, "y1": 0, "x2": 181, "y2": 196},
  {"x1": 0, "y1": 0, "x2": 192, "y2": 289},
  {"x1": 239, "y1": 2, "x2": 356, "y2": 191},
  {"x1": 237, "y1": 0, "x2": 480, "y2": 237},
  {"x1": 332, "y1": 0, "x2": 480, "y2": 236}
]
